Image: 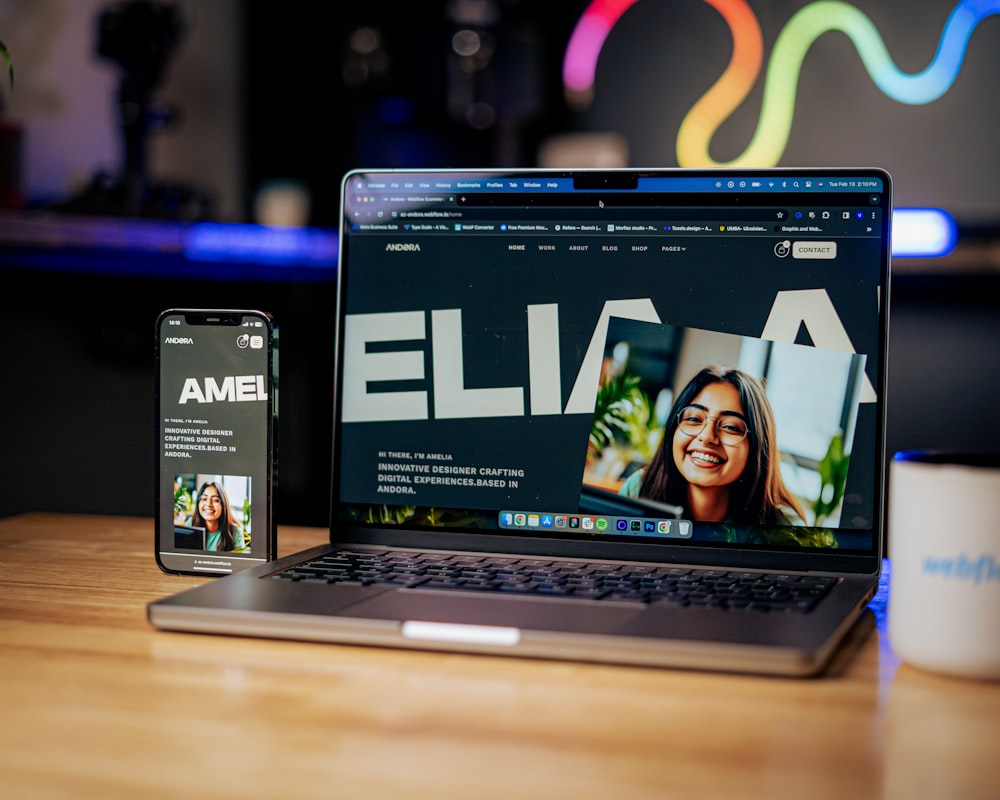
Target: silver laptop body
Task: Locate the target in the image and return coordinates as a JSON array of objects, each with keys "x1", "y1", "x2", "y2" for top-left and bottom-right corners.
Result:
[{"x1": 149, "y1": 168, "x2": 890, "y2": 676}]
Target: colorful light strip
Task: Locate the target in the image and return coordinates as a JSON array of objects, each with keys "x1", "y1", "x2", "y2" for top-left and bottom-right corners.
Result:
[
  {"x1": 564, "y1": 0, "x2": 1000, "y2": 167},
  {"x1": 563, "y1": 0, "x2": 641, "y2": 101},
  {"x1": 892, "y1": 208, "x2": 958, "y2": 257}
]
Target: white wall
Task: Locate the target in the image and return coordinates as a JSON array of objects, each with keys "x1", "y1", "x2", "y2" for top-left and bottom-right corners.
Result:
[{"x1": 0, "y1": 0, "x2": 244, "y2": 219}]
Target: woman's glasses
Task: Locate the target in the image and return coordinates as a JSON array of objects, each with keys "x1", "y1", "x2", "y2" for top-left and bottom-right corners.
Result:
[{"x1": 676, "y1": 406, "x2": 749, "y2": 446}]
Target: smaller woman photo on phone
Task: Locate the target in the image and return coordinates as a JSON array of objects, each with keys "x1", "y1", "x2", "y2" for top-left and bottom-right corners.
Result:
[{"x1": 173, "y1": 474, "x2": 252, "y2": 552}]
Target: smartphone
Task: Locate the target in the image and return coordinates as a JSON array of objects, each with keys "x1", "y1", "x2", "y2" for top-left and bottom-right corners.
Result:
[{"x1": 155, "y1": 309, "x2": 277, "y2": 575}]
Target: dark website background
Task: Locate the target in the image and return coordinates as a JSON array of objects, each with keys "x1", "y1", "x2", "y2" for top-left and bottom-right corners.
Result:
[
  {"x1": 336, "y1": 172, "x2": 888, "y2": 553},
  {"x1": 157, "y1": 314, "x2": 271, "y2": 565}
]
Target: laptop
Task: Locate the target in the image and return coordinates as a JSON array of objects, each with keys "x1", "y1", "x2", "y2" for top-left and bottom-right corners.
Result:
[{"x1": 149, "y1": 167, "x2": 890, "y2": 676}]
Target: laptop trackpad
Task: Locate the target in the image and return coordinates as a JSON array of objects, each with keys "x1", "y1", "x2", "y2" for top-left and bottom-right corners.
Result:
[{"x1": 342, "y1": 589, "x2": 644, "y2": 634}]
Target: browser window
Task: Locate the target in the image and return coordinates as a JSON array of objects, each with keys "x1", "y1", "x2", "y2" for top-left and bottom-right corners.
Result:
[{"x1": 335, "y1": 170, "x2": 888, "y2": 555}]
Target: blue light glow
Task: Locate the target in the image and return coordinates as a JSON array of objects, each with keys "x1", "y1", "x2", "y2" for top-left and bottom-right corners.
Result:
[
  {"x1": 185, "y1": 223, "x2": 338, "y2": 266},
  {"x1": 892, "y1": 208, "x2": 958, "y2": 257}
]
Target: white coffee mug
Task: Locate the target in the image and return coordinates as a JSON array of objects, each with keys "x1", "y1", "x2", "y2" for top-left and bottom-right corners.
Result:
[{"x1": 888, "y1": 451, "x2": 1000, "y2": 680}]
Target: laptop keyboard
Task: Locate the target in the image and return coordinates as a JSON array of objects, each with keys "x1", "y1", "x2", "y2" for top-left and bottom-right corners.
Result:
[{"x1": 271, "y1": 550, "x2": 837, "y2": 613}]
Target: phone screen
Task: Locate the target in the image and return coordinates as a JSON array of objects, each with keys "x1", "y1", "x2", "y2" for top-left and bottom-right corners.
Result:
[{"x1": 155, "y1": 309, "x2": 277, "y2": 575}]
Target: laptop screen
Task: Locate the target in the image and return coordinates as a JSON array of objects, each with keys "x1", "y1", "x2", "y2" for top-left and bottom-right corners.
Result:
[{"x1": 334, "y1": 169, "x2": 889, "y2": 560}]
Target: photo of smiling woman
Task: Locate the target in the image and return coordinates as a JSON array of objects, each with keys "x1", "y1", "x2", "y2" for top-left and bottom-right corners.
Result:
[
  {"x1": 192, "y1": 480, "x2": 247, "y2": 552},
  {"x1": 619, "y1": 366, "x2": 806, "y2": 525}
]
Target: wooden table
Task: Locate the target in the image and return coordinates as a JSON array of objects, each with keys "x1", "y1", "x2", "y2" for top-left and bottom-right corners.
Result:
[{"x1": 2, "y1": 513, "x2": 998, "y2": 799}]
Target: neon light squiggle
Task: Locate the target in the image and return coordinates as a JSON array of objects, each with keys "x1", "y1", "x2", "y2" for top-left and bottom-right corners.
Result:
[
  {"x1": 563, "y1": 0, "x2": 1000, "y2": 167},
  {"x1": 563, "y1": 0, "x2": 641, "y2": 98}
]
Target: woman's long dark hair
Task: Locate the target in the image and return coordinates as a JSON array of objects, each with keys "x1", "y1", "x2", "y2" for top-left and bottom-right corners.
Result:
[
  {"x1": 192, "y1": 481, "x2": 239, "y2": 551},
  {"x1": 639, "y1": 366, "x2": 805, "y2": 525}
]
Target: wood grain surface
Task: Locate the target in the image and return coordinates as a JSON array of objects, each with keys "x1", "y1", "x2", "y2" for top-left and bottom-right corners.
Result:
[{"x1": 1, "y1": 513, "x2": 998, "y2": 799}]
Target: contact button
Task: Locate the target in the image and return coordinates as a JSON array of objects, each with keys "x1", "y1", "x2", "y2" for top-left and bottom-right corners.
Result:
[{"x1": 793, "y1": 241, "x2": 837, "y2": 259}]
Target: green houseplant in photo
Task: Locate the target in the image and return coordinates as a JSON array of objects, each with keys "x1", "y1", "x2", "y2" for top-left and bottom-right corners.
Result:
[
  {"x1": 0, "y1": 39, "x2": 11, "y2": 89},
  {"x1": 589, "y1": 371, "x2": 659, "y2": 460},
  {"x1": 812, "y1": 430, "x2": 851, "y2": 526},
  {"x1": 173, "y1": 483, "x2": 193, "y2": 522}
]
